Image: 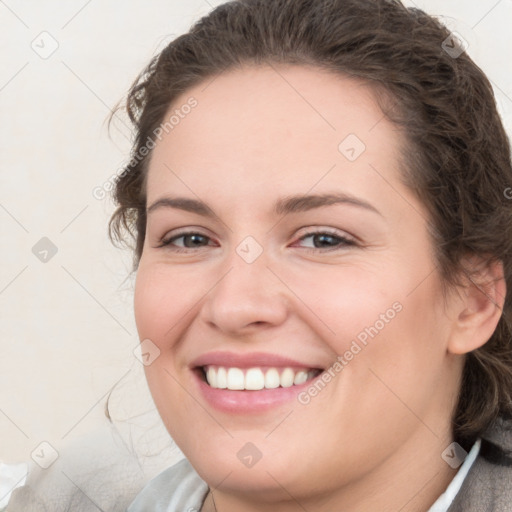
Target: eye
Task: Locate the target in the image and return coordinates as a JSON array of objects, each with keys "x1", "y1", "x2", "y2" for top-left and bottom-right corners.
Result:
[
  {"x1": 155, "y1": 228, "x2": 355, "y2": 252},
  {"x1": 158, "y1": 231, "x2": 215, "y2": 251},
  {"x1": 293, "y1": 230, "x2": 356, "y2": 251}
]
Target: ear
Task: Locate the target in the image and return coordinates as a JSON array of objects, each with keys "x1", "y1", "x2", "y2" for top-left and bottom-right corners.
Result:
[{"x1": 447, "y1": 257, "x2": 506, "y2": 355}]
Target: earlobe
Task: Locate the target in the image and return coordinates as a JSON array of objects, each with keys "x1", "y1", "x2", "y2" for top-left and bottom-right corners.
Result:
[{"x1": 447, "y1": 258, "x2": 506, "y2": 355}]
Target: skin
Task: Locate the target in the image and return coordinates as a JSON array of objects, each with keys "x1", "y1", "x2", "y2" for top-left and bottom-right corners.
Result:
[{"x1": 133, "y1": 65, "x2": 505, "y2": 512}]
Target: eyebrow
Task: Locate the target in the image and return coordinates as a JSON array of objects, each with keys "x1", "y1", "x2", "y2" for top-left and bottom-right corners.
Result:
[{"x1": 146, "y1": 193, "x2": 382, "y2": 217}]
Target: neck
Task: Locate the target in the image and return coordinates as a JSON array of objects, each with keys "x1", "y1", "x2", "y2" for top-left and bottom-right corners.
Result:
[{"x1": 201, "y1": 490, "x2": 217, "y2": 512}]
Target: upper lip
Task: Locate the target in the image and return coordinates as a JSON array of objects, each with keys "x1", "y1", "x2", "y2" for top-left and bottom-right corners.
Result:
[{"x1": 191, "y1": 351, "x2": 325, "y2": 370}]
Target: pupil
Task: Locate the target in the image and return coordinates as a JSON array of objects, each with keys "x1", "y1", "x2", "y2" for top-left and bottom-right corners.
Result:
[
  {"x1": 185, "y1": 234, "x2": 206, "y2": 247},
  {"x1": 314, "y1": 234, "x2": 336, "y2": 247}
]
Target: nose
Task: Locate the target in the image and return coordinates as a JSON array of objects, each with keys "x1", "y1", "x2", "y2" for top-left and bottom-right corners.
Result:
[{"x1": 199, "y1": 249, "x2": 289, "y2": 335}]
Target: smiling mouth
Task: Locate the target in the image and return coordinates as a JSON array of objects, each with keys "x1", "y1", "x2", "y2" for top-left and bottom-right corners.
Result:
[{"x1": 197, "y1": 365, "x2": 323, "y2": 390}]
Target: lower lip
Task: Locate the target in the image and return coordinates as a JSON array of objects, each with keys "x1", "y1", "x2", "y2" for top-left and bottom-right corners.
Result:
[{"x1": 192, "y1": 369, "x2": 321, "y2": 414}]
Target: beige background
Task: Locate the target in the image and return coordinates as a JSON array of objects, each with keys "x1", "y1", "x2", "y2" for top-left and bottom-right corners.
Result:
[{"x1": 1, "y1": 0, "x2": 511, "y2": 465}]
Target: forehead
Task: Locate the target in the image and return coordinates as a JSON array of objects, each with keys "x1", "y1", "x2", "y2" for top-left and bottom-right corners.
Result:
[{"x1": 146, "y1": 64, "x2": 405, "y2": 204}]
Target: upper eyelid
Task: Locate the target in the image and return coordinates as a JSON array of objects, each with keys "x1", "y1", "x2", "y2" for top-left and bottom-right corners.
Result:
[
  {"x1": 160, "y1": 226, "x2": 350, "y2": 239},
  {"x1": 161, "y1": 226, "x2": 215, "y2": 240},
  {"x1": 296, "y1": 226, "x2": 352, "y2": 237}
]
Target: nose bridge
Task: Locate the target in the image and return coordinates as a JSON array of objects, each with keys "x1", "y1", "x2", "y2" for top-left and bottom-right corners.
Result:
[
  {"x1": 200, "y1": 238, "x2": 288, "y2": 332},
  {"x1": 221, "y1": 233, "x2": 272, "y2": 290}
]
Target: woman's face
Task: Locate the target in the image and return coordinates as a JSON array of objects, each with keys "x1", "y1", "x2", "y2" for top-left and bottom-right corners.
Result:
[{"x1": 134, "y1": 65, "x2": 463, "y2": 507}]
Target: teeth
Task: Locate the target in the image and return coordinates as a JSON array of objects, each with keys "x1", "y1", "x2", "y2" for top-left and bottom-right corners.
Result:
[
  {"x1": 264, "y1": 368, "x2": 280, "y2": 389},
  {"x1": 226, "y1": 368, "x2": 245, "y2": 390},
  {"x1": 204, "y1": 366, "x2": 321, "y2": 390},
  {"x1": 245, "y1": 368, "x2": 265, "y2": 390},
  {"x1": 217, "y1": 367, "x2": 227, "y2": 389},
  {"x1": 280, "y1": 368, "x2": 294, "y2": 388},
  {"x1": 293, "y1": 370, "x2": 308, "y2": 385},
  {"x1": 206, "y1": 366, "x2": 217, "y2": 388}
]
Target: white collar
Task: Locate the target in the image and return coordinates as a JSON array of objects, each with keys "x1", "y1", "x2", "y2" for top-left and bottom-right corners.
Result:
[{"x1": 427, "y1": 438, "x2": 481, "y2": 512}]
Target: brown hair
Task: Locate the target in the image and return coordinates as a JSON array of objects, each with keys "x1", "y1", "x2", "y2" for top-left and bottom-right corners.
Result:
[{"x1": 108, "y1": 0, "x2": 512, "y2": 448}]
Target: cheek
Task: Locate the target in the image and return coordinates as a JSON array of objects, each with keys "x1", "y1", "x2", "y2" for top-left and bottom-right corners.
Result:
[
  {"x1": 296, "y1": 249, "x2": 444, "y2": 353},
  {"x1": 134, "y1": 268, "x2": 166, "y2": 343},
  {"x1": 286, "y1": 255, "x2": 448, "y2": 397},
  {"x1": 283, "y1": 261, "x2": 401, "y2": 348},
  {"x1": 342, "y1": 273, "x2": 450, "y2": 424},
  {"x1": 133, "y1": 263, "x2": 196, "y2": 347},
  {"x1": 134, "y1": 265, "x2": 195, "y2": 433}
]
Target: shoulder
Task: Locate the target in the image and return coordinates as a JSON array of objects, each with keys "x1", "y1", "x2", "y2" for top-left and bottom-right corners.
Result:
[
  {"x1": 449, "y1": 416, "x2": 512, "y2": 512},
  {"x1": 127, "y1": 457, "x2": 209, "y2": 512}
]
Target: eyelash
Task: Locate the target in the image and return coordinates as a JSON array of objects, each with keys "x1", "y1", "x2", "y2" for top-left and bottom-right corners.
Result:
[{"x1": 157, "y1": 229, "x2": 356, "y2": 253}]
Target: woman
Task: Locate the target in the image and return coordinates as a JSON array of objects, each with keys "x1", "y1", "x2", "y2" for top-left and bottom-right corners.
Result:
[{"x1": 109, "y1": 0, "x2": 512, "y2": 510}]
